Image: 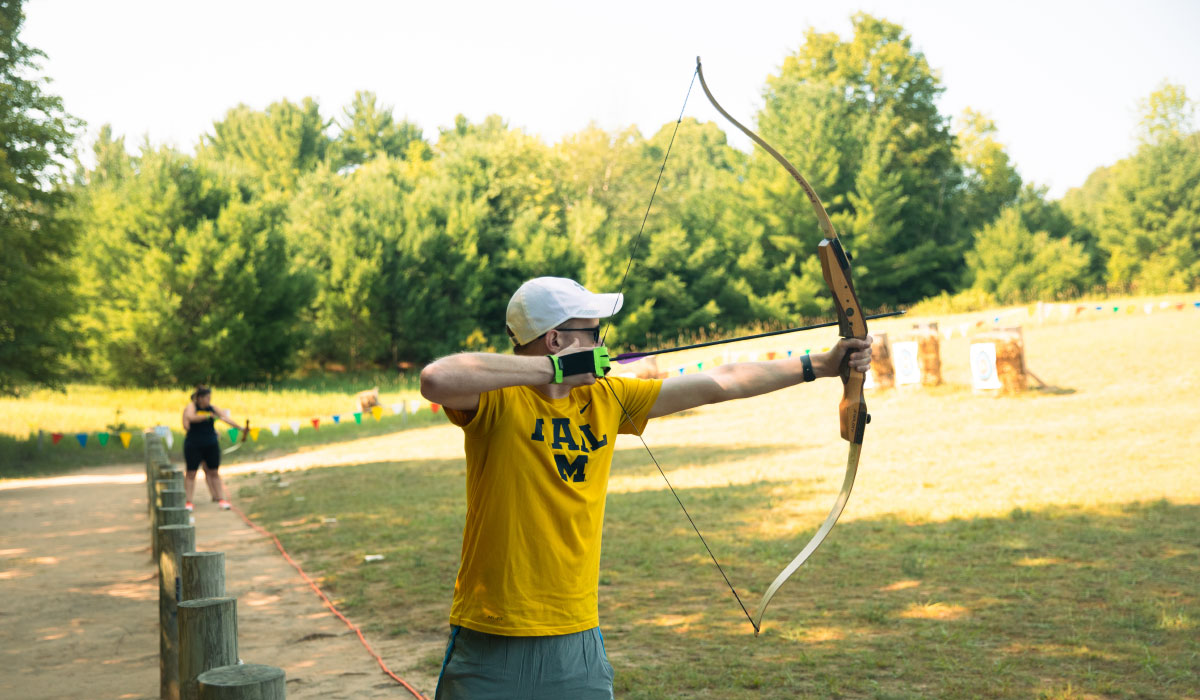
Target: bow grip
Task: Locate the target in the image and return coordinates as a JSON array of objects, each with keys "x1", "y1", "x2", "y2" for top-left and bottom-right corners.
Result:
[{"x1": 839, "y1": 372, "x2": 868, "y2": 444}]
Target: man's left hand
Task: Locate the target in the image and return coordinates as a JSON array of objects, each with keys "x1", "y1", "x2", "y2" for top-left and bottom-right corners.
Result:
[{"x1": 824, "y1": 335, "x2": 874, "y2": 377}]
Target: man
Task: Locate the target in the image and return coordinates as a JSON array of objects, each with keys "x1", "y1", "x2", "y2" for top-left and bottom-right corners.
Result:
[{"x1": 420, "y1": 276, "x2": 873, "y2": 699}]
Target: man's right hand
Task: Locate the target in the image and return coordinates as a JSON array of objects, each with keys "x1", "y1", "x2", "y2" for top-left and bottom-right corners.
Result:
[{"x1": 555, "y1": 340, "x2": 598, "y2": 387}]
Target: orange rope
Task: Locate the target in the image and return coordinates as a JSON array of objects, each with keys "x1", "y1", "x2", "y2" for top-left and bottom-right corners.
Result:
[{"x1": 230, "y1": 504, "x2": 430, "y2": 700}]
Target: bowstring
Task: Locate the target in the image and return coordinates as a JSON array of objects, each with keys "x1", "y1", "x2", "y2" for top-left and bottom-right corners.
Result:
[
  {"x1": 599, "y1": 68, "x2": 698, "y2": 346},
  {"x1": 597, "y1": 65, "x2": 757, "y2": 632},
  {"x1": 601, "y1": 377, "x2": 757, "y2": 632}
]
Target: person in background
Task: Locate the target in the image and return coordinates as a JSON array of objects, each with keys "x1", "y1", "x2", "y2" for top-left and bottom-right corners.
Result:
[{"x1": 181, "y1": 385, "x2": 239, "y2": 511}]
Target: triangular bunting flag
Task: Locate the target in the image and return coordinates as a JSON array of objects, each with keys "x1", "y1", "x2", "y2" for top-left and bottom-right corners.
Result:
[
  {"x1": 371, "y1": 405, "x2": 382, "y2": 421},
  {"x1": 249, "y1": 427, "x2": 260, "y2": 441},
  {"x1": 119, "y1": 432, "x2": 132, "y2": 448},
  {"x1": 227, "y1": 428, "x2": 240, "y2": 443},
  {"x1": 97, "y1": 432, "x2": 110, "y2": 446},
  {"x1": 354, "y1": 412, "x2": 362, "y2": 424},
  {"x1": 289, "y1": 420, "x2": 301, "y2": 435},
  {"x1": 431, "y1": 403, "x2": 440, "y2": 414},
  {"x1": 269, "y1": 422, "x2": 281, "y2": 437},
  {"x1": 333, "y1": 414, "x2": 341, "y2": 424},
  {"x1": 311, "y1": 418, "x2": 320, "y2": 430},
  {"x1": 408, "y1": 400, "x2": 420, "y2": 415},
  {"x1": 389, "y1": 403, "x2": 402, "y2": 415},
  {"x1": 76, "y1": 433, "x2": 88, "y2": 447},
  {"x1": 51, "y1": 432, "x2": 63, "y2": 445}
]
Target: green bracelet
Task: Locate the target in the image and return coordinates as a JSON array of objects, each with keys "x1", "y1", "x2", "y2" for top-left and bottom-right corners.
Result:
[{"x1": 548, "y1": 355, "x2": 564, "y2": 383}]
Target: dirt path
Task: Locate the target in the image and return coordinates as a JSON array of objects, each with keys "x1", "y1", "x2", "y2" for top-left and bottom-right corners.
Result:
[{"x1": 0, "y1": 431, "x2": 459, "y2": 700}]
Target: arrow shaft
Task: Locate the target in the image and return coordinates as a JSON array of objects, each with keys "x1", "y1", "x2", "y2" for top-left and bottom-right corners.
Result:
[{"x1": 613, "y1": 310, "x2": 904, "y2": 363}]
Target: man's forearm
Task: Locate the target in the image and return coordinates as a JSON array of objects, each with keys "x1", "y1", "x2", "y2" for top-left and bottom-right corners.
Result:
[
  {"x1": 708, "y1": 352, "x2": 833, "y2": 401},
  {"x1": 420, "y1": 353, "x2": 554, "y2": 403}
]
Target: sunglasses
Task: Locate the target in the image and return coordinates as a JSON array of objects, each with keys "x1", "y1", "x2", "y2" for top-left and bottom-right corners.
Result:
[{"x1": 555, "y1": 326, "x2": 601, "y2": 343}]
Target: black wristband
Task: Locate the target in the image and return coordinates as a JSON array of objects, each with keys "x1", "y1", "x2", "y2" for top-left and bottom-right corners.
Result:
[{"x1": 801, "y1": 353, "x2": 816, "y2": 382}]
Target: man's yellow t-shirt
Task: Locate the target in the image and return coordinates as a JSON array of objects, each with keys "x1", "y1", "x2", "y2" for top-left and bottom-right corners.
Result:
[{"x1": 443, "y1": 376, "x2": 662, "y2": 636}]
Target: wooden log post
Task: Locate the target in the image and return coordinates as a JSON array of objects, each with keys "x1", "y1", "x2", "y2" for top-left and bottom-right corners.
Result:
[
  {"x1": 161, "y1": 489, "x2": 186, "y2": 509},
  {"x1": 913, "y1": 322, "x2": 943, "y2": 386},
  {"x1": 159, "y1": 524, "x2": 196, "y2": 700},
  {"x1": 868, "y1": 331, "x2": 895, "y2": 389},
  {"x1": 153, "y1": 472, "x2": 186, "y2": 557},
  {"x1": 145, "y1": 432, "x2": 162, "y2": 514},
  {"x1": 182, "y1": 552, "x2": 226, "y2": 601},
  {"x1": 178, "y1": 596, "x2": 239, "y2": 700},
  {"x1": 972, "y1": 327, "x2": 1028, "y2": 394},
  {"x1": 197, "y1": 664, "x2": 286, "y2": 700}
]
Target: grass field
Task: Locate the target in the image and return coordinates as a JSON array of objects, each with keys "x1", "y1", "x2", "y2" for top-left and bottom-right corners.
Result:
[
  {"x1": 224, "y1": 301, "x2": 1200, "y2": 698},
  {"x1": 0, "y1": 373, "x2": 441, "y2": 476}
]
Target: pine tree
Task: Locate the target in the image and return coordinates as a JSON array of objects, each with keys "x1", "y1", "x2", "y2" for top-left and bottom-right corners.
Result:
[{"x1": 0, "y1": 0, "x2": 83, "y2": 394}]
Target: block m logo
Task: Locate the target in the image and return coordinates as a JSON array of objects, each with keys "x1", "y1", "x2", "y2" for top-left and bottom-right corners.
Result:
[{"x1": 554, "y1": 454, "x2": 588, "y2": 483}]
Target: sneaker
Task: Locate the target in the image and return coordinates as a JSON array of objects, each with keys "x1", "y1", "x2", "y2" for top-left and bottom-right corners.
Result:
[
  {"x1": 218, "y1": 499, "x2": 231, "y2": 510},
  {"x1": 185, "y1": 502, "x2": 194, "y2": 512}
]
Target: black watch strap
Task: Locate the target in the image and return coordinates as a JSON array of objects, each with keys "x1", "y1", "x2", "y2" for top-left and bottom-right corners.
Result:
[{"x1": 801, "y1": 353, "x2": 816, "y2": 382}]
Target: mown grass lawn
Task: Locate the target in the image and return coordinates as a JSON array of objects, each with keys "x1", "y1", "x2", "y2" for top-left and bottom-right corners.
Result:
[{"x1": 232, "y1": 305, "x2": 1200, "y2": 698}]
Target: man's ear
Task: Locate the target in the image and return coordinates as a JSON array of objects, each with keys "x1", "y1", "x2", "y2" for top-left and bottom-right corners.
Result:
[{"x1": 543, "y1": 330, "x2": 560, "y2": 353}]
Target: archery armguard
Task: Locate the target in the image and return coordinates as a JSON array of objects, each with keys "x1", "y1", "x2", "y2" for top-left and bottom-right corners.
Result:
[{"x1": 549, "y1": 347, "x2": 611, "y2": 383}]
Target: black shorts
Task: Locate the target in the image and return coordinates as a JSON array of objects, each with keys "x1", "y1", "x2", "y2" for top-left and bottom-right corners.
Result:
[{"x1": 183, "y1": 439, "x2": 221, "y2": 472}]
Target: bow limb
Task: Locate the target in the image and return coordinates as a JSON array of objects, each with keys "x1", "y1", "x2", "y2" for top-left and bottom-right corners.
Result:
[
  {"x1": 223, "y1": 418, "x2": 250, "y2": 455},
  {"x1": 696, "y1": 56, "x2": 869, "y2": 635}
]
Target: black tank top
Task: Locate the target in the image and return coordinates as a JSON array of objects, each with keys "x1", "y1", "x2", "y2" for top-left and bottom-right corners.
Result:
[{"x1": 187, "y1": 405, "x2": 218, "y2": 442}]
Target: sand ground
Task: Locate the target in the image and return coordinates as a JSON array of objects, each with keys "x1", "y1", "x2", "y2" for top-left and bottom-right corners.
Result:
[{"x1": 0, "y1": 441, "x2": 446, "y2": 700}]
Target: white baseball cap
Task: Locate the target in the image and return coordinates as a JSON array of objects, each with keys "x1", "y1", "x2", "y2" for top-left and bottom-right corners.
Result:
[{"x1": 506, "y1": 277, "x2": 623, "y2": 345}]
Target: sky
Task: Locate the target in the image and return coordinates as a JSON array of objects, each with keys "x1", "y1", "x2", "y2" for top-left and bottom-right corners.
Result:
[{"x1": 23, "y1": 0, "x2": 1200, "y2": 198}]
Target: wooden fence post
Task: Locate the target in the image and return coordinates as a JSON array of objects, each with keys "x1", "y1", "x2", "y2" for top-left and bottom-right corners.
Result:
[
  {"x1": 145, "y1": 432, "x2": 161, "y2": 513},
  {"x1": 158, "y1": 524, "x2": 196, "y2": 700},
  {"x1": 178, "y1": 596, "x2": 239, "y2": 700},
  {"x1": 182, "y1": 552, "x2": 226, "y2": 601},
  {"x1": 161, "y1": 490, "x2": 186, "y2": 509},
  {"x1": 197, "y1": 664, "x2": 286, "y2": 700},
  {"x1": 153, "y1": 472, "x2": 185, "y2": 559}
]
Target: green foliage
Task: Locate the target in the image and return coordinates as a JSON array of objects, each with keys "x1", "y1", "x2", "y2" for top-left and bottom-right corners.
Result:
[
  {"x1": 965, "y1": 207, "x2": 1091, "y2": 303},
  {"x1": 201, "y1": 97, "x2": 331, "y2": 192},
  {"x1": 331, "y1": 90, "x2": 429, "y2": 169},
  {"x1": 1096, "y1": 133, "x2": 1200, "y2": 293},
  {"x1": 39, "y1": 12, "x2": 1198, "y2": 385},
  {"x1": 955, "y1": 109, "x2": 1022, "y2": 236},
  {"x1": 906, "y1": 287, "x2": 998, "y2": 316},
  {"x1": 0, "y1": 0, "x2": 83, "y2": 395},
  {"x1": 73, "y1": 145, "x2": 311, "y2": 385},
  {"x1": 755, "y1": 13, "x2": 964, "y2": 306},
  {"x1": 1061, "y1": 84, "x2": 1200, "y2": 295},
  {"x1": 1137, "y1": 81, "x2": 1195, "y2": 146}
]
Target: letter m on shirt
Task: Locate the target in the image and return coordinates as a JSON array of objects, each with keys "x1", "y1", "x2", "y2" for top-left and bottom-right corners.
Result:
[{"x1": 554, "y1": 454, "x2": 588, "y2": 483}]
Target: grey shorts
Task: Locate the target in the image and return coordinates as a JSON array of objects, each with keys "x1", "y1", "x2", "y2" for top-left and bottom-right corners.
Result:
[{"x1": 435, "y1": 625, "x2": 614, "y2": 700}]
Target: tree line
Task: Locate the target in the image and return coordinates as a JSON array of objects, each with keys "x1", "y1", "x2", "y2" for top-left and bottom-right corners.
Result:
[{"x1": 2, "y1": 5, "x2": 1197, "y2": 392}]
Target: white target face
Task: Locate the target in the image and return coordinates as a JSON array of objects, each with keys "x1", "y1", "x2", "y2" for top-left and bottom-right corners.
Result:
[
  {"x1": 893, "y1": 341, "x2": 920, "y2": 385},
  {"x1": 970, "y1": 343, "x2": 1002, "y2": 390}
]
